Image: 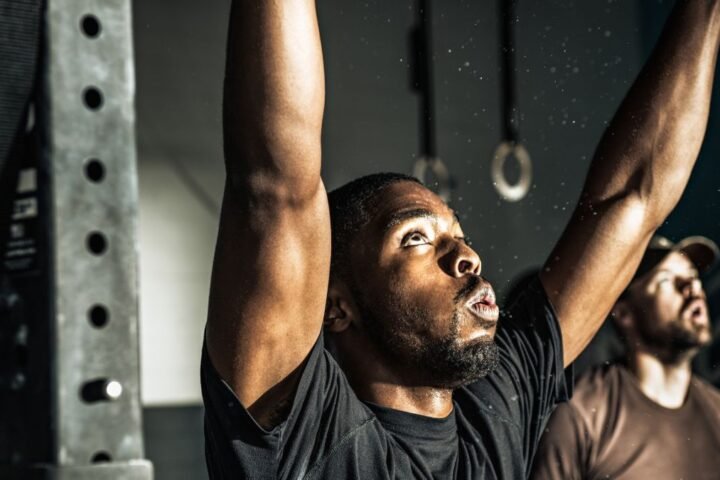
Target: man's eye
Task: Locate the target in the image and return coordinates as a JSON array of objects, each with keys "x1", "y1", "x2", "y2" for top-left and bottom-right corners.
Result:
[{"x1": 401, "y1": 232, "x2": 428, "y2": 246}]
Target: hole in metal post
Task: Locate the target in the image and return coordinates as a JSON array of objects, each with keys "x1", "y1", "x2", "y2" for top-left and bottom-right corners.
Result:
[
  {"x1": 84, "y1": 159, "x2": 105, "y2": 183},
  {"x1": 83, "y1": 87, "x2": 103, "y2": 111},
  {"x1": 86, "y1": 232, "x2": 107, "y2": 255},
  {"x1": 88, "y1": 305, "x2": 109, "y2": 328},
  {"x1": 81, "y1": 378, "x2": 123, "y2": 403},
  {"x1": 91, "y1": 451, "x2": 112, "y2": 463},
  {"x1": 80, "y1": 15, "x2": 101, "y2": 38}
]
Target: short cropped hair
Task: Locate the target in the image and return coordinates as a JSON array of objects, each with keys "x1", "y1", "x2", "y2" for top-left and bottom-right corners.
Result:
[{"x1": 327, "y1": 172, "x2": 421, "y2": 280}]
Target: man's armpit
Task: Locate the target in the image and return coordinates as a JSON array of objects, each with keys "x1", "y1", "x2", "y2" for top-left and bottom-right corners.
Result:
[{"x1": 247, "y1": 358, "x2": 306, "y2": 430}]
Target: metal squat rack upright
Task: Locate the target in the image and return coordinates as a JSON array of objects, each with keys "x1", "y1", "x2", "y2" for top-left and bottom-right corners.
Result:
[{"x1": 0, "y1": 0, "x2": 152, "y2": 478}]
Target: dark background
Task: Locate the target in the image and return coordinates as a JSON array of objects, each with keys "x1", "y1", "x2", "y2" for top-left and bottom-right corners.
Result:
[{"x1": 132, "y1": 1, "x2": 720, "y2": 478}]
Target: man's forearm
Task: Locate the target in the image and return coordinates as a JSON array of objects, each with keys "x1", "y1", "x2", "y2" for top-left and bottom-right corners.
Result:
[
  {"x1": 582, "y1": 0, "x2": 720, "y2": 223},
  {"x1": 223, "y1": 0, "x2": 324, "y2": 197}
]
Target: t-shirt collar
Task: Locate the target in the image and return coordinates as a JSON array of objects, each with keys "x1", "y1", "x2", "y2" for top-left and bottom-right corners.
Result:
[{"x1": 364, "y1": 401, "x2": 458, "y2": 440}]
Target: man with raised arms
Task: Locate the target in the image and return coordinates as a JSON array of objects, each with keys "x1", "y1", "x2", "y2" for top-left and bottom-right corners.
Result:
[{"x1": 201, "y1": 1, "x2": 720, "y2": 478}]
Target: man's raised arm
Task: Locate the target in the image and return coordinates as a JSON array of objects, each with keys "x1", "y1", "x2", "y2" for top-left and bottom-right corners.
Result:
[
  {"x1": 541, "y1": 0, "x2": 720, "y2": 366},
  {"x1": 206, "y1": 0, "x2": 329, "y2": 426}
]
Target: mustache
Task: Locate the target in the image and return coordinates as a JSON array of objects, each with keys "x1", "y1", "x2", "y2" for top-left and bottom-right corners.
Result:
[{"x1": 454, "y1": 276, "x2": 483, "y2": 304}]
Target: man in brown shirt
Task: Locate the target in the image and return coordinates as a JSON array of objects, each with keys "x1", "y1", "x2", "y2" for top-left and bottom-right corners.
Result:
[{"x1": 531, "y1": 235, "x2": 720, "y2": 480}]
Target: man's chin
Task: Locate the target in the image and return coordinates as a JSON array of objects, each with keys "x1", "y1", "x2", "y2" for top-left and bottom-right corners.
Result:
[
  {"x1": 462, "y1": 328, "x2": 497, "y2": 344},
  {"x1": 423, "y1": 338, "x2": 500, "y2": 389},
  {"x1": 668, "y1": 329, "x2": 710, "y2": 353},
  {"x1": 695, "y1": 330, "x2": 712, "y2": 348}
]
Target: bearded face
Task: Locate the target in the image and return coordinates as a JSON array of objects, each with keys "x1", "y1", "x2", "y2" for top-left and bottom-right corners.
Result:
[
  {"x1": 338, "y1": 181, "x2": 501, "y2": 388},
  {"x1": 623, "y1": 252, "x2": 711, "y2": 362}
]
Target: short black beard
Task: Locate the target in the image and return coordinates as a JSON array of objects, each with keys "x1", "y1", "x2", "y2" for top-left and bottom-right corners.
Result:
[
  {"x1": 416, "y1": 315, "x2": 499, "y2": 388},
  {"x1": 632, "y1": 304, "x2": 706, "y2": 363},
  {"x1": 352, "y1": 280, "x2": 499, "y2": 389}
]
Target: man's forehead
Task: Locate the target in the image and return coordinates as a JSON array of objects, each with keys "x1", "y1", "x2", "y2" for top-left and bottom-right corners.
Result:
[
  {"x1": 371, "y1": 182, "x2": 456, "y2": 226},
  {"x1": 634, "y1": 251, "x2": 698, "y2": 286},
  {"x1": 627, "y1": 251, "x2": 698, "y2": 295},
  {"x1": 656, "y1": 251, "x2": 699, "y2": 275}
]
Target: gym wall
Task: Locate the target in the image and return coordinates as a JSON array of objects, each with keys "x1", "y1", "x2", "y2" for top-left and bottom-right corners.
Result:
[{"x1": 132, "y1": 1, "x2": 719, "y2": 479}]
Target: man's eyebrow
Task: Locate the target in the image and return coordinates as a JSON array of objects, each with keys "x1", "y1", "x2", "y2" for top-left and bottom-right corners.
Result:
[
  {"x1": 384, "y1": 208, "x2": 438, "y2": 230},
  {"x1": 383, "y1": 208, "x2": 461, "y2": 231},
  {"x1": 655, "y1": 267, "x2": 700, "y2": 278}
]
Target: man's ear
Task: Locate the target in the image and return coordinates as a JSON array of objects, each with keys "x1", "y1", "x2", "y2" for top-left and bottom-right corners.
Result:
[
  {"x1": 324, "y1": 280, "x2": 356, "y2": 333},
  {"x1": 611, "y1": 299, "x2": 635, "y2": 332}
]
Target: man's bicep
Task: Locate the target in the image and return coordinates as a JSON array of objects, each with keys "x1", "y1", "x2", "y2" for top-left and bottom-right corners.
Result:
[
  {"x1": 206, "y1": 182, "x2": 331, "y2": 415},
  {"x1": 540, "y1": 195, "x2": 654, "y2": 366}
]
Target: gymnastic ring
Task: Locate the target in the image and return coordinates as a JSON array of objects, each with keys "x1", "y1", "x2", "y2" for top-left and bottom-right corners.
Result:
[
  {"x1": 491, "y1": 141, "x2": 532, "y2": 202},
  {"x1": 413, "y1": 156, "x2": 451, "y2": 202}
]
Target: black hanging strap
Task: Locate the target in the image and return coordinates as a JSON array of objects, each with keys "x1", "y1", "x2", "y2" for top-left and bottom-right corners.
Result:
[
  {"x1": 410, "y1": 0, "x2": 437, "y2": 159},
  {"x1": 499, "y1": 0, "x2": 519, "y2": 143},
  {"x1": 409, "y1": 0, "x2": 452, "y2": 201},
  {"x1": 491, "y1": 0, "x2": 532, "y2": 202}
]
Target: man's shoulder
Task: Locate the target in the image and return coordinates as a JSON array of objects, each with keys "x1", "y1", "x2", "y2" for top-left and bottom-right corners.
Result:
[
  {"x1": 569, "y1": 363, "x2": 626, "y2": 408},
  {"x1": 690, "y1": 375, "x2": 720, "y2": 409},
  {"x1": 541, "y1": 364, "x2": 626, "y2": 442},
  {"x1": 499, "y1": 275, "x2": 559, "y2": 338}
]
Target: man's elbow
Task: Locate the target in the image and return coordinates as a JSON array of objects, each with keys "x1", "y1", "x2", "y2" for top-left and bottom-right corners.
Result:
[
  {"x1": 580, "y1": 186, "x2": 657, "y2": 236},
  {"x1": 591, "y1": 167, "x2": 686, "y2": 234},
  {"x1": 636, "y1": 167, "x2": 691, "y2": 229}
]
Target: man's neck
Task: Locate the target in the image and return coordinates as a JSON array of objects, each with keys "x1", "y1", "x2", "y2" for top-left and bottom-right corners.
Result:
[
  {"x1": 629, "y1": 350, "x2": 693, "y2": 408},
  {"x1": 338, "y1": 350, "x2": 455, "y2": 418},
  {"x1": 360, "y1": 380, "x2": 454, "y2": 418},
  {"x1": 335, "y1": 333, "x2": 457, "y2": 418}
]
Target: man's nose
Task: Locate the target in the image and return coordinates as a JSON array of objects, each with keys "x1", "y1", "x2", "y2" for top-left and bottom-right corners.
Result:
[{"x1": 451, "y1": 241, "x2": 481, "y2": 277}]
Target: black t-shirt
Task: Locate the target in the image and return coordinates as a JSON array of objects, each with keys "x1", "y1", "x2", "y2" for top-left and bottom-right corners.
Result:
[{"x1": 201, "y1": 277, "x2": 572, "y2": 479}]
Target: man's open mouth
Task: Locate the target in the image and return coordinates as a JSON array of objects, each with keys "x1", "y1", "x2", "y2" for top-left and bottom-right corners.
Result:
[
  {"x1": 466, "y1": 287, "x2": 499, "y2": 322},
  {"x1": 684, "y1": 298, "x2": 708, "y2": 326}
]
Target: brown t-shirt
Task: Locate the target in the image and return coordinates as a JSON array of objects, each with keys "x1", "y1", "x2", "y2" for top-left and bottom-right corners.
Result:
[{"x1": 531, "y1": 364, "x2": 720, "y2": 480}]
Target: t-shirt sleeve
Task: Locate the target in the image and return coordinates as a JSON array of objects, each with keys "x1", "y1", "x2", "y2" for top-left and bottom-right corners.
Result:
[
  {"x1": 460, "y1": 276, "x2": 573, "y2": 469},
  {"x1": 201, "y1": 333, "x2": 373, "y2": 479},
  {"x1": 530, "y1": 402, "x2": 588, "y2": 480}
]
